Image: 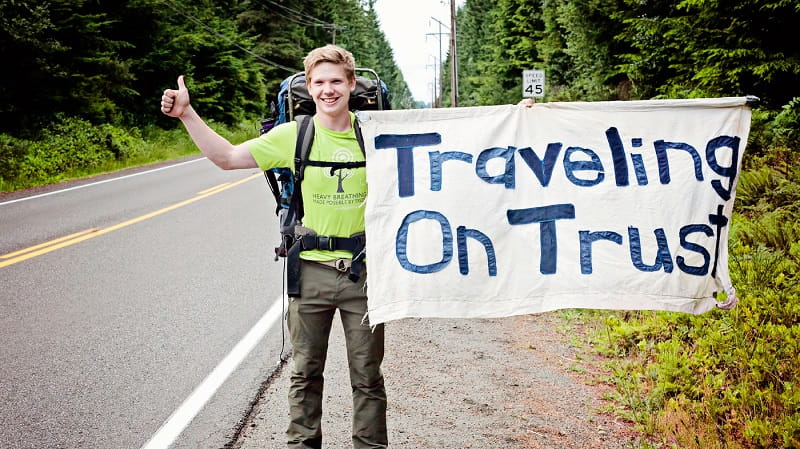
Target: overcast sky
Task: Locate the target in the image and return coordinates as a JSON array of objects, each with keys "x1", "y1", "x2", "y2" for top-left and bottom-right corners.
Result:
[{"x1": 373, "y1": 0, "x2": 465, "y2": 103}]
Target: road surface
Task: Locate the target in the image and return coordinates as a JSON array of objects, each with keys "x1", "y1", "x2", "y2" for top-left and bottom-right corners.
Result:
[{"x1": 0, "y1": 157, "x2": 289, "y2": 449}]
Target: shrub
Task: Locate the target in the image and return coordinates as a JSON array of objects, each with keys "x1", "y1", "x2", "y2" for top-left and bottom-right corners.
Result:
[
  {"x1": 594, "y1": 160, "x2": 800, "y2": 448},
  {"x1": 0, "y1": 134, "x2": 29, "y2": 183},
  {"x1": 772, "y1": 97, "x2": 800, "y2": 150},
  {"x1": 0, "y1": 117, "x2": 160, "y2": 191}
]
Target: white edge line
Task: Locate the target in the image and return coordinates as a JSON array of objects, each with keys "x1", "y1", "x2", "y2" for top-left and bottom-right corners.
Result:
[
  {"x1": 140, "y1": 295, "x2": 286, "y2": 449},
  {"x1": 0, "y1": 158, "x2": 208, "y2": 207}
]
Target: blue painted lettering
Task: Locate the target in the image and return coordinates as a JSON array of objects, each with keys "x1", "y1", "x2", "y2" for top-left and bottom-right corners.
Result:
[
  {"x1": 429, "y1": 150, "x2": 472, "y2": 191},
  {"x1": 476, "y1": 147, "x2": 516, "y2": 189},
  {"x1": 654, "y1": 140, "x2": 703, "y2": 184},
  {"x1": 395, "y1": 210, "x2": 452, "y2": 273},
  {"x1": 457, "y1": 226, "x2": 497, "y2": 276},
  {"x1": 507, "y1": 204, "x2": 576, "y2": 274},
  {"x1": 374, "y1": 133, "x2": 442, "y2": 197},
  {"x1": 706, "y1": 136, "x2": 740, "y2": 201},
  {"x1": 677, "y1": 224, "x2": 714, "y2": 276},
  {"x1": 517, "y1": 143, "x2": 562, "y2": 187},
  {"x1": 579, "y1": 230, "x2": 623, "y2": 274},
  {"x1": 563, "y1": 147, "x2": 605, "y2": 187},
  {"x1": 628, "y1": 227, "x2": 674, "y2": 273}
]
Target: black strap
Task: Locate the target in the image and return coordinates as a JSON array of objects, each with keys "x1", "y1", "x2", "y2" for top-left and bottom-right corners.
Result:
[
  {"x1": 263, "y1": 171, "x2": 282, "y2": 215},
  {"x1": 354, "y1": 116, "x2": 366, "y2": 153},
  {"x1": 286, "y1": 239, "x2": 303, "y2": 297},
  {"x1": 286, "y1": 233, "x2": 367, "y2": 297},
  {"x1": 282, "y1": 115, "x2": 315, "y2": 231},
  {"x1": 305, "y1": 160, "x2": 366, "y2": 175}
]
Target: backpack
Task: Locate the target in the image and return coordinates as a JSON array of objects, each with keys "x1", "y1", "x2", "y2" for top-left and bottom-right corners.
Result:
[
  {"x1": 260, "y1": 69, "x2": 390, "y2": 217},
  {"x1": 258, "y1": 69, "x2": 390, "y2": 296}
]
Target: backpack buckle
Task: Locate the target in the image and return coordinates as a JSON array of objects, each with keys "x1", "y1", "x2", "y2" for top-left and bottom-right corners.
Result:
[
  {"x1": 335, "y1": 258, "x2": 350, "y2": 272},
  {"x1": 317, "y1": 236, "x2": 333, "y2": 250}
]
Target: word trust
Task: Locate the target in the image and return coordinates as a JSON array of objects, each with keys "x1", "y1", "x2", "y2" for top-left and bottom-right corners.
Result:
[{"x1": 374, "y1": 128, "x2": 740, "y2": 278}]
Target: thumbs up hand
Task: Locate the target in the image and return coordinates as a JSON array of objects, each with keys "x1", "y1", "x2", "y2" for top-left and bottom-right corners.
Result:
[{"x1": 161, "y1": 75, "x2": 190, "y2": 118}]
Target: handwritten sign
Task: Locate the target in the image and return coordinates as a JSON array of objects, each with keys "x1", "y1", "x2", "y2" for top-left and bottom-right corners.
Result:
[{"x1": 358, "y1": 98, "x2": 750, "y2": 324}]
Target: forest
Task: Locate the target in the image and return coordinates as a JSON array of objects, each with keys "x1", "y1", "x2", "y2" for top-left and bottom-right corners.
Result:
[
  {"x1": 445, "y1": 1, "x2": 798, "y2": 447},
  {"x1": 2, "y1": 0, "x2": 799, "y2": 447},
  {"x1": 0, "y1": 0, "x2": 413, "y2": 190}
]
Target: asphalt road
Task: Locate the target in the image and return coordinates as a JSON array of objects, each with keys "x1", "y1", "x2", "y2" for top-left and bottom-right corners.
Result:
[{"x1": 0, "y1": 158, "x2": 290, "y2": 449}]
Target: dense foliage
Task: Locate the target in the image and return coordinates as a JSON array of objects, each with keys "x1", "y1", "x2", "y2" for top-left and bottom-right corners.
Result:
[
  {"x1": 447, "y1": 0, "x2": 800, "y2": 111},
  {"x1": 0, "y1": 0, "x2": 413, "y2": 190},
  {"x1": 444, "y1": 0, "x2": 799, "y2": 446},
  {"x1": 594, "y1": 153, "x2": 800, "y2": 447},
  {"x1": 2, "y1": 2, "x2": 799, "y2": 445}
]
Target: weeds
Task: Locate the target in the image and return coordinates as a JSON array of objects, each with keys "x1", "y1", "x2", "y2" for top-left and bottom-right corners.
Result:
[
  {"x1": 583, "y1": 159, "x2": 800, "y2": 448},
  {"x1": 0, "y1": 118, "x2": 260, "y2": 193}
]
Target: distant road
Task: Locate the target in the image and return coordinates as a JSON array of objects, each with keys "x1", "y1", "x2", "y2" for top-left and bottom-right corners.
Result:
[{"x1": 0, "y1": 158, "x2": 290, "y2": 449}]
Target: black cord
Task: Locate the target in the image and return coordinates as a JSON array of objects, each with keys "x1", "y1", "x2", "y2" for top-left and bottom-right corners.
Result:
[{"x1": 278, "y1": 255, "x2": 287, "y2": 363}]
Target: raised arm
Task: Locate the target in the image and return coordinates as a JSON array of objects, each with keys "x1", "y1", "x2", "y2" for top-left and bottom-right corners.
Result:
[{"x1": 161, "y1": 75, "x2": 258, "y2": 170}]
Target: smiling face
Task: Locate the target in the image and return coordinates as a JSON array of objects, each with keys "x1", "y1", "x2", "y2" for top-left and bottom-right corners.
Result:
[{"x1": 306, "y1": 62, "x2": 356, "y2": 121}]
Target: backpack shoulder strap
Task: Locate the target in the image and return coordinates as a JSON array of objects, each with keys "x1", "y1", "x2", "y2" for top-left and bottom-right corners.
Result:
[
  {"x1": 353, "y1": 118, "x2": 366, "y2": 157},
  {"x1": 302, "y1": 117, "x2": 366, "y2": 172},
  {"x1": 284, "y1": 115, "x2": 314, "y2": 227},
  {"x1": 287, "y1": 115, "x2": 368, "y2": 226},
  {"x1": 293, "y1": 115, "x2": 315, "y2": 183},
  {"x1": 263, "y1": 170, "x2": 282, "y2": 215}
]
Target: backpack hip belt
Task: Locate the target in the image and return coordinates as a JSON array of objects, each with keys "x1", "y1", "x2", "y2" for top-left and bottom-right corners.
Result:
[
  {"x1": 314, "y1": 258, "x2": 352, "y2": 272},
  {"x1": 286, "y1": 227, "x2": 366, "y2": 297}
]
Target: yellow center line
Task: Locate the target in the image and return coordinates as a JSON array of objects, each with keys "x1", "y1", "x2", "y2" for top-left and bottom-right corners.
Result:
[
  {"x1": 197, "y1": 182, "x2": 231, "y2": 196},
  {"x1": 0, "y1": 173, "x2": 261, "y2": 269},
  {"x1": 1, "y1": 228, "x2": 99, "y2": 259}
]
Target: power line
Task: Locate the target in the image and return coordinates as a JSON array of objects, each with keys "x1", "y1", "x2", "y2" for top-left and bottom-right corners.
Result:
[
  {"x1": 257, "y1": 0, "x2": 329, "y2": 26},
  {"x1": 247, "y1": 0, "x2": 326, "y2": 28},
  {"x1": 249, "y1": 0, "x2": 347, "y2": 40},
  {"x1": 162, "y1": 0, "x2": 298, "y2": 73},
  {"x1": 258, "y1": 0, "x2": 346, "y2": 32}
]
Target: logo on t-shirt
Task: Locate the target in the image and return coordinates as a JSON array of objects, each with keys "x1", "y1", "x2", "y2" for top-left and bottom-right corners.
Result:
[
  {"x1": 309, "y1": 147, "x2": 367, "y2": 209},
  {"x1": 327, "y1": 147, "x2": 357, "y2": 193}
]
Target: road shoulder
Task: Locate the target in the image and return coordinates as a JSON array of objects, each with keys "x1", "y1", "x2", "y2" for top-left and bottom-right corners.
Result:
[{"x1": 235, "y1": 313, "x2": 640, "y2": 448}]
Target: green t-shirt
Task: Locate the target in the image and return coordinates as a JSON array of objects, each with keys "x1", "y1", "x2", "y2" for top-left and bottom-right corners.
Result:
[{"x1": 247, "y1": 113, "x2": 366, "y2": 261}]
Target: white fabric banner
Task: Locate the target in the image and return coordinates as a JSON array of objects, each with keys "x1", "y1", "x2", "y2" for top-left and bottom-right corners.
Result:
[{"x1": 359, "y1": 98, "x2": 751, "y2": 324}]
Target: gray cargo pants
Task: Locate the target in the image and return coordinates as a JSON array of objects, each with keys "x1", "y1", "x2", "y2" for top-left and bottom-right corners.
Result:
[{"x1": 286, "y1": 260, "x2": 387, "y2": 449}]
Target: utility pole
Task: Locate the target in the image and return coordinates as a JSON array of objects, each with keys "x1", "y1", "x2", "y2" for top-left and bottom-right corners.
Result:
[
  {"x1": 324, "y1": 23, "x2": 346, "y2": 45},
  {"x1": 426, "y1": 56, "x2": 439, "y2": 108},
  {"x1": 449, "y1": 0, "x2": 458, "y2": 107},
  {"x1": 427, "y1": 17, "x2": 448, "y2": 108}
]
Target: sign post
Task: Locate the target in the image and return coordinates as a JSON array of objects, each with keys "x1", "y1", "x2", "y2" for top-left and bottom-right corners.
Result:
[{"x1": 522, "y1": 69, "x2": 545, "y2": 98}]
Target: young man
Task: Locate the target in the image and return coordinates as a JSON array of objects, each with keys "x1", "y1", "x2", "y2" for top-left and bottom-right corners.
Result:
[{"x1": 161, "y1": 45, "x2": 387, "y2": 449}]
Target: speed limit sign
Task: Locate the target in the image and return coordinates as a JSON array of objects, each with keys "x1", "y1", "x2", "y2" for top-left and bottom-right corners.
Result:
[{"x1": 522, "y1": 69, "x2": 545, "y2": 98}]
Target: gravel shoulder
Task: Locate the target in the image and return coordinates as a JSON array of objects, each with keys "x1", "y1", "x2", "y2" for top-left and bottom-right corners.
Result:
[{"x1": 234, "y1": 313, "x2": 640, "y2": 448}]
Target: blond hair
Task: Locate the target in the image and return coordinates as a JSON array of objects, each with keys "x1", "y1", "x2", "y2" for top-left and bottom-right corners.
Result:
[{"x1": 303, "y1": 45, "x2": 356, "y2": 81}]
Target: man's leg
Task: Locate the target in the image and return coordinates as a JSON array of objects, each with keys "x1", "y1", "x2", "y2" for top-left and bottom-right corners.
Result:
[
  {"x1": 338, "y1": 269, "x2": 388, "y2": 449},
  {"x1": 286, "y1": 261, "x2": 337, "y2": 449}
]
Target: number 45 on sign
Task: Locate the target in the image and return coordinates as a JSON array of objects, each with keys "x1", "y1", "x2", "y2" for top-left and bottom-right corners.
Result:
[{"x1": 523, "y1": 69, "x2": 545, "y2": 98}]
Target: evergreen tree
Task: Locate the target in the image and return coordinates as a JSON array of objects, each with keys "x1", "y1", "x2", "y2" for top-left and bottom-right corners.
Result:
[
  {"x1": 541, "y1": 0, "x2": 630, "y2": 101},
  {"x1": 1, "y1": 0, "x2": 139, "y2": 132},
  {"x1": 618, "y1": 0, "x2": 800, "y2": 107}
]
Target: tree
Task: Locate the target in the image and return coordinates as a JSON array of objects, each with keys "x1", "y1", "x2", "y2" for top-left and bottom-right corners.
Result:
[
  {"x1": 1, "y1": 0, "x2": 139, "y2": 132},
  {"x1": 539, "y1": 0, "x2": 630, "y2": 101},
  {"x1": 618, "y1": 0, "x2": 800, "y2": 107}
]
